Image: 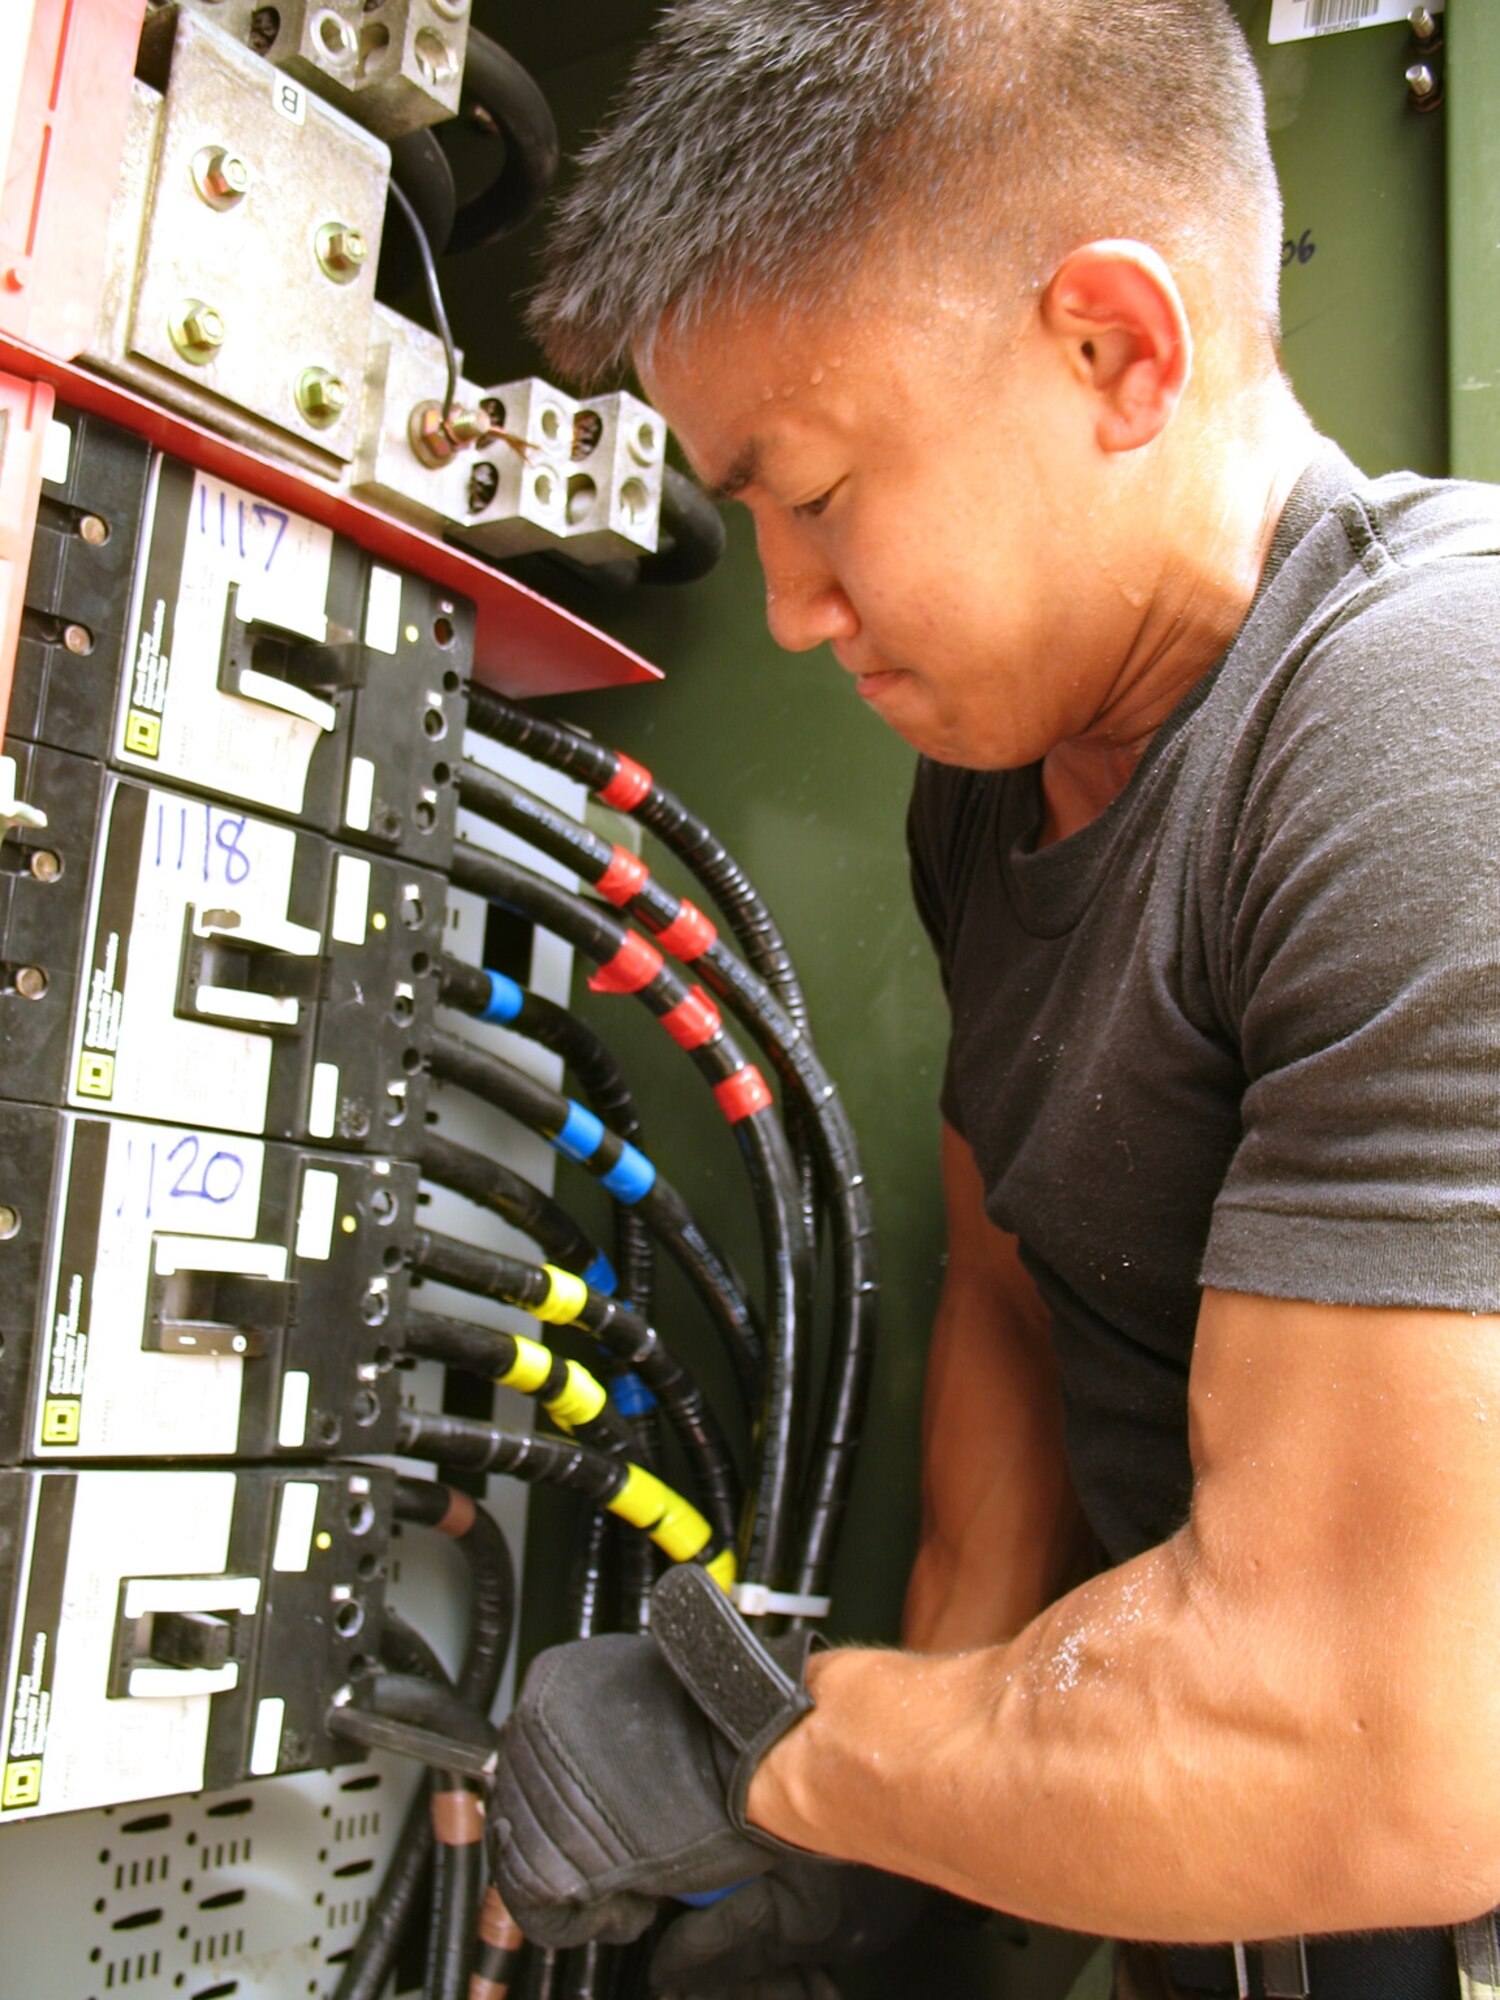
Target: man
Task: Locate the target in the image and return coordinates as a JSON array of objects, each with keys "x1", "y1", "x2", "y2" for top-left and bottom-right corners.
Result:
[{"x1": 489, "y1": 3, "x2": 1500, "y2": 1995}]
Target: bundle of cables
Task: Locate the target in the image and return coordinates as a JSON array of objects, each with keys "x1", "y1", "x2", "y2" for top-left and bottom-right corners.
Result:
[{"x1": 325, "y1": 689, "x2": 876, "y2": 2000}]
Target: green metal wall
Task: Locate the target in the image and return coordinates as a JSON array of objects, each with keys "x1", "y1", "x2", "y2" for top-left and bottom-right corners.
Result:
[{"x1": 453, "y1": 6, "x2": 1473, "y2": 1990}]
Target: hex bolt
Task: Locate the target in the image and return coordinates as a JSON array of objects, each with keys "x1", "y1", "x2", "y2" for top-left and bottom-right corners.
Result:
[
  {"x1": 28, "y1": 850, "x2": 61, "y2": 883},
  {"x1": 62, "y1": 623, "x2": 93, "y2": 656},
  {"x1": 192, "y1": 145, "x2": 250, "y2": 206},
  {"x1": 170, "y1": 300, "x2": 226, "y2": 364},
  {"x1": 14, "y1": 966, "x2": 48, "y2": 1000},
  {"x1": 297, "y1": 368, "x2": 349, "y2": 426},
  {"x1": 78, "y1": 514, "x2": 109, "y2": 546},
  {"x1": 316, "y1": 222, "x2": 368, "y2": 282}
]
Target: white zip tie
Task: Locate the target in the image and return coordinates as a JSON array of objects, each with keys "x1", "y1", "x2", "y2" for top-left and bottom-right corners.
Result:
[{"x1": 732, "y1": 1583, "x2": 831, "y2": 1619}]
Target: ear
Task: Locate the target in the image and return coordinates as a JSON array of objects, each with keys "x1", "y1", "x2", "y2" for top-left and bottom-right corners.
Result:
[{"x1": 1040, "y1": 241, "x2": 1192, "y2": 453}]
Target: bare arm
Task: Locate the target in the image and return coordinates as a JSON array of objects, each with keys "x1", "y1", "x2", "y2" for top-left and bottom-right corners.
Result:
[
  {"x1": 752, "y1": 1287, "x2": 1500, "y2": 1940},
  {"x1": 903, "y1": 1124, "x2": 1094, "y2": 1651}
]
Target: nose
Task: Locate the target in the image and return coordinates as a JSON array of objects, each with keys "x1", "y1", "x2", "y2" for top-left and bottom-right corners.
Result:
[{"x1": 754, "y1": 514, "x2": 858, "y2": 655}]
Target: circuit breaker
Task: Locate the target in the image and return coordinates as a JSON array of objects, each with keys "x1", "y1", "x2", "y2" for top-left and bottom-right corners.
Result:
[{"x1": 0, "y1": 1463, "x2": 392, "y2": 1821}]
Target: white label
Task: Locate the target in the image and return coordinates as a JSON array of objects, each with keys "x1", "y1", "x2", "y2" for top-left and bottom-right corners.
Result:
[
  {"x1": 295, "y1": 1167, "x2": 339, "y2": 1262},
  {"x1": 67, "y1": 785, "x2": 313, "y2": 1136},
  {"x1": 37, "y1": 1121, "x2": 267, "y2": 1460},
  {"x1": 271, "y1": 1482, "x2": 319, "y2": 1573},
  {"x1": 1268, "y1": 0, "x2": 1441, "y2": 41},
  {"x1": 308, "y1": 1061, "x2": 339, "y2": 1139},
  {"x1": 249, "y1": 1696, "x2": 285, "y2": 1776},
  {"x1": 127, "y1": 1663, "x2": 238, "y2": 1700},
  {"x1": 118, "y1": 466, "x2": 335, "y2": 817},
  {"x1": 364, "y1": 567, "x2": 402, "y2": 655},
  {"x1": 344, "y1": 755, "x2": 375, "y2": 833},
  {"x1": 29, "y1": 1472, "x2": 236, "y2": 1813},
  {"x1": 40, "y1": 420, "x2": 72, "y2": 488},
  {"x1": 271, "y1": 75, "x2": 306, "y2": 124},
  {"x1": 277, "y1": 1370, "x2": 310, "y2": 1449},
  {"x1": 331, "y1": 854, "x2": 371, "y2": 945}
]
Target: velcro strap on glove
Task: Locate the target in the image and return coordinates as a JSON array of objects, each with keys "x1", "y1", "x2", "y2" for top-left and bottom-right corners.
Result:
[{"x1": 650, "y1": 1565, "x2": 816, "y2": 1837}]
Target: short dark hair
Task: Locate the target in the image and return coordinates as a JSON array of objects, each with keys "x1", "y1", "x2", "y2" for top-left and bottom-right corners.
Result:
[{"x1": 530, "y1": 0, "x2": 1284, "y2": 384}]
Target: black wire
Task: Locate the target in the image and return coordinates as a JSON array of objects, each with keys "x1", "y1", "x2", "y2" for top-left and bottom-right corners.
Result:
[
  {"x1": 428, "y1": 1027, "x2": 763, "y2": 1407},
  {"x1": 420, "y1": 1132, "x2": 616, "y2": 1300},
  {"x1": 447, "y1": 842, "x2": 812, "y2": 1593},
  {"x1": 438, "y1": 954, "x2": 655, "y2": 1317},
  {"x1": 386, "y1": 176, "x2": 457, "y2": 428},
  {"x1": 454, "y1": 759, "x2": 879, "y2": 1605},
  {"x1": 403, "y1": 1301, "x2": 738, "y2": 1552}
]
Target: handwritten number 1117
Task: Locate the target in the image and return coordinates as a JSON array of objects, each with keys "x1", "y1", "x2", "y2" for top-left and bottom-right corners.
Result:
[{"x1": 197, "y1": 484, "x2": 289, "y2": 573}]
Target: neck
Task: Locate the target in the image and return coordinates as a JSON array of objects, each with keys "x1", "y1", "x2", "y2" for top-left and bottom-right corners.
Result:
[{"x1": 1040, "y1": 382, "x2": 1319, "y2": 845}]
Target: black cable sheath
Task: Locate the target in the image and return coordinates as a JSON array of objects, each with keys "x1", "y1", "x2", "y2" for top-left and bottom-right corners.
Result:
[
  {"x1": 447, "y1": 842, "x2": 812, "y2": 1591},
  {"x1": 438, "y1": 956, "x2": 654, "y2": 1316},
  {"x1": 454, "y1": 763, "x2": 878, "y2": 1601},
  {"x1": 420, "y1": 1132, "x2": 613, "y2": 1299},
  {"x1": 333, "y1": 1485, "x2": 513, "y2": 2000},
  {"x1": 464, "y1": 687, "x2": 808, "y2": 1034},
  {"x1": 447, "y1": 30, "x2": 560, "y2": 252},
  {"x1": 406, "y1": 1290, "x2": 738, "y2": 1551},
  {"x1": 402, "y1": 1301, "x2": 635, "y2": 1458},
  {"x1": 428, "y1": 1027, "x2": 762, "y2": 1405}
]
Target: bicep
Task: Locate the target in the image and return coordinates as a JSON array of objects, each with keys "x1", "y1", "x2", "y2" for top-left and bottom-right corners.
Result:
[{"x1": 1185, "y1": 1287, "x2": 1500, "y2": 1777}]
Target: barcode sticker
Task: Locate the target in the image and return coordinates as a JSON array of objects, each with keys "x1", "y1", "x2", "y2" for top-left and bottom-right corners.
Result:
[{"x1": 1269, "y1": 0, "x2": 1442, "y2": 43}]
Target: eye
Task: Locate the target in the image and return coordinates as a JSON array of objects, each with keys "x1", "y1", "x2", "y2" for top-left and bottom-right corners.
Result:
[{"x1": 793, "y1": 489, "x2": 834, "y2": 520}]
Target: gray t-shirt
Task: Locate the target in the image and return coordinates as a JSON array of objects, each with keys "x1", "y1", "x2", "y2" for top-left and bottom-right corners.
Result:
[{"x1": 909, "y1": 445, "x2": 1500, "y2": 1564}]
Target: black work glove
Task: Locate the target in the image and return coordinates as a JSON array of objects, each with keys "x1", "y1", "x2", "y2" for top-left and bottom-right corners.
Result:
[
  {"x1": 488, "y1": 1565, "x2": 817, "y2": 1949},
  {"x1": 650, "y1": 1857, "x2": 933, "y2": 1996}
]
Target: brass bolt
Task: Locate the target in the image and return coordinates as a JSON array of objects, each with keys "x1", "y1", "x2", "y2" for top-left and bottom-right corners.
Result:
[
  {"x1": 297, "y1": 368, "x2": 349, "y2": 427},
  {"x1": 170, "y1": 300, "x2": 226, "y2": 363},
  {"x1": 62, "y1": 623, "x2": 92, "y2": 656},
  {"x1": 317, "y1": 222, "x2": 368, "y2": 282},
  {"x1": 78, "y1": 515, "x2": 108, "y2": 546},
  {"x1": 28, "y1": 850, "x2": 61, "y2": 883},
  {"x1": 14, "y1": 966, "x2": 48, "y2": 1000},
  {"x1": 192, "y1": 145, "x2": 250, "y2": 207},
  {"x1": 409, "y1": 401, "x2": 492, "y2": 467}
]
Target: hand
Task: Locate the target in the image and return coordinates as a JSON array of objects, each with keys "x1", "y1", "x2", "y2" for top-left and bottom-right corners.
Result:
[
  {"x1": 488, "y1": 1568, "x2": 816, "y2": 1950},
  {"x1": 651, "y1": 1858, "x2": 932, "y2": 1996}
]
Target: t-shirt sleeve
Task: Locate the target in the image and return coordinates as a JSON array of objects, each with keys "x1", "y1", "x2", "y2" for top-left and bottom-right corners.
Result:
[{"x1": 1202, "y1": 547, "x2": 1500, "y2": 1311}]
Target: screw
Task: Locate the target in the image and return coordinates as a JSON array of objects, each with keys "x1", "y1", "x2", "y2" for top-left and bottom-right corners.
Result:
[
  {"x1": 317, "y1": 222, "x2": 368, "y2": 281},
  {"x1": 192, "y1": 145, "x2": 250, "y2": 206},
  {"x1": 1409, "y1": 8, "x2": 1439, "y2": 41},
  {"x1": 14, "y1": 966, "x2": 48, "y2": 999},
  {"x1": 0, "y1": 1206, "x2": 18, "y2": 1240},
  {"x1": 1406, "y1": 61, "x2": 1442, "y2": 108},
  {"x1": 297, "y1": 368, "x2": 349, "y2": 426},
  {"x1": 78, "y1": 514, "x2": 108, "y2": 546},
  {"x1": 170, "y1": 300, "x2": 225, "y2": 363},
  {"x1": 62, "y1": 623, "x2": 92, "y2": 655},
  {"x1": 410, "y1": 401, "x2": 491, "y2": 467},
  {"x1": 28, "y1": 850, "x2": 61, "y2": 882}
]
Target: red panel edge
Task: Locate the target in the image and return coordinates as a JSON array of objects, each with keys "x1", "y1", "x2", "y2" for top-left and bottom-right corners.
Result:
[
  {"x1": 0, "y1": 337, "x2": 663, "y2": 701},
  {"x1": 0, "y1": 369, "x2": 56, "y2": 752}
]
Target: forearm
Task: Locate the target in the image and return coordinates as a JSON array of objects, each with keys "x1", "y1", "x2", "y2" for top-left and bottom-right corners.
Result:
[{"x1": 754, "y1": 1533, "x2": 1497, "y2": 1942}]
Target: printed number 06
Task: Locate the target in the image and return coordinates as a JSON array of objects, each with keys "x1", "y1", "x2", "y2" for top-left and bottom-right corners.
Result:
[{"x1": 1282, "y1": 229, "x2": 1316, "y2": 267}]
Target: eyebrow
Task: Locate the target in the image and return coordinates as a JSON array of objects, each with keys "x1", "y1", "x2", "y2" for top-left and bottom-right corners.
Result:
[{"x1": 702, "y1": 440, "x2": 763, "y2": 505}]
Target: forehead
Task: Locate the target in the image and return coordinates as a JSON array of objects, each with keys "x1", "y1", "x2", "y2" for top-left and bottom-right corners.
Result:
[{"x1": 641, "y1": 279, "x2": 1009, "y2": 491}]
